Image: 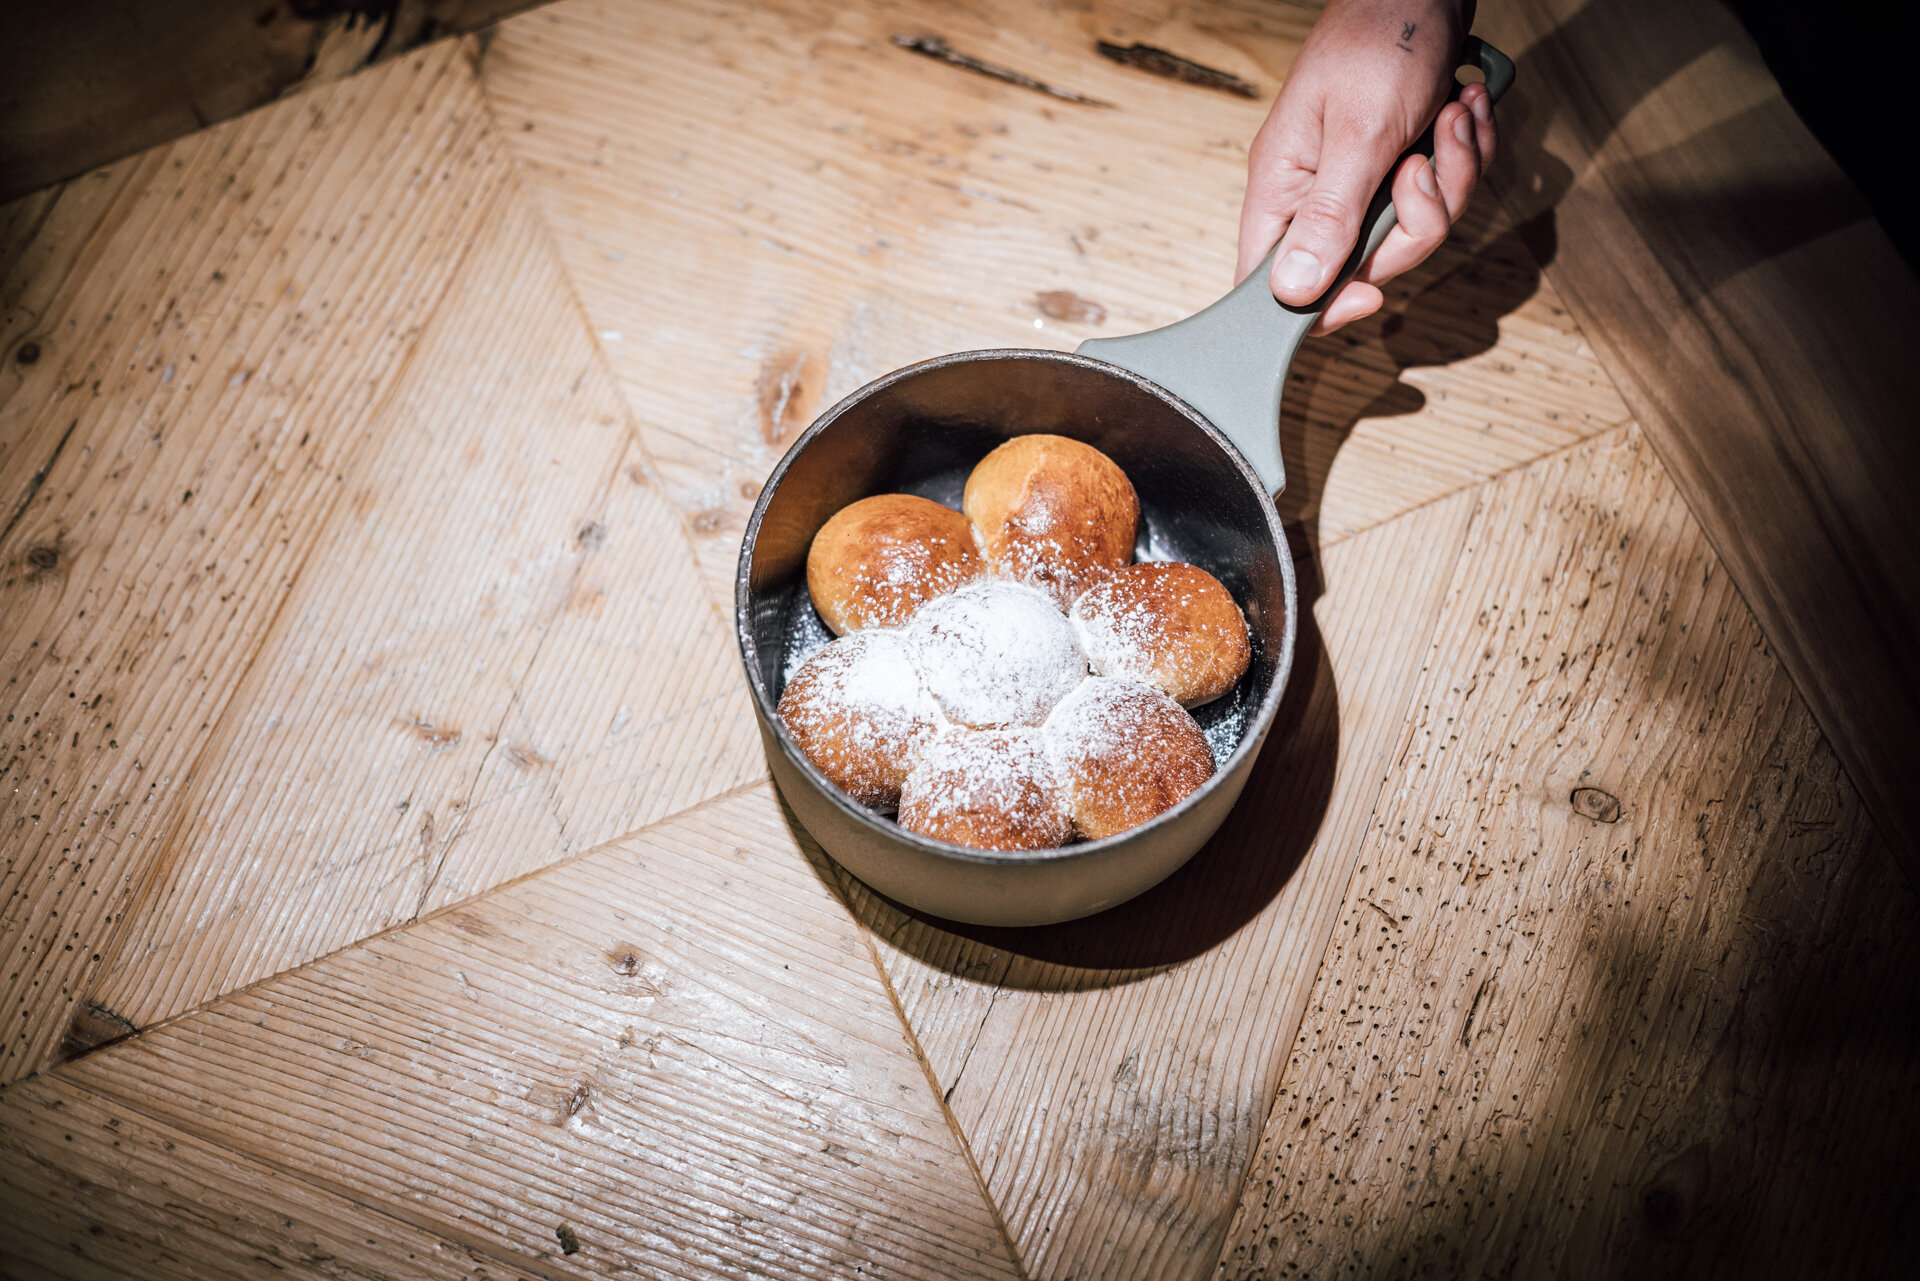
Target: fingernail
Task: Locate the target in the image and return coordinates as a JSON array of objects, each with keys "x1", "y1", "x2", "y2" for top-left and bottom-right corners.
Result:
[
  {"x1": 1470, "y1": 91, "x2": 1491, "y2": 124},
  {"x1": 1453, "y1": 111, "x2": 1475, "y2": 145},
  {"x1": 1415, "y1": 162, "x2": 1438, "y2": 197},
  {"x1": 1274, "y1": 250, "x2": 1321, "y2": 294}
]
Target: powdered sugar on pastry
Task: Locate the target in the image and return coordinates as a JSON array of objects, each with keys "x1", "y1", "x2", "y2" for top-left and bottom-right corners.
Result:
[
  {"x1": 777, "y1": 629, "x2": 945, "y2": 811},
  {"x1": 1043, "y1": 676, "x2": 1214, "y2": 839},
  {"x1": 1070, "y1": 561, "x2": 1251, "y2": 708},
  {"x1": 908, "y1": 582, "x2": 1089, "y2": 727},
  {"x1": 963, "y1": 434, "x2": 1138, "y2": 609},
  {"x1": 898, "y1": 726, "x2": 1072, "y2": 850}
]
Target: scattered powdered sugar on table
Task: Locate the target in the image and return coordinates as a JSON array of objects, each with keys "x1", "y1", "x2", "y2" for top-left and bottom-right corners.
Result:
[{"x1": 908, "y1": 582, "x2": 1088, "y2": 727}]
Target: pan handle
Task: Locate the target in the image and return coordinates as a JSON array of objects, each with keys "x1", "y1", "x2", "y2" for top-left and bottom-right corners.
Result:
[{"x1": 1078, "y1": 37, "x2": 1515, "y2": 495}]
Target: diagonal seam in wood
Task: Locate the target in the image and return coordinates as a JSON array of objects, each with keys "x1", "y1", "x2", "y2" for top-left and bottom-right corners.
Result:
[
  {"x1": 455, "y1": 48, "x2": 1035, "y2": 1263},
  {"x1": 17, "y1": 776, "x2": 773, "y2": 1088},
  {"x1": 25, "y1": 102, "x2": 522, "y2": 1085},
  {"x1": 456, "y1": 35, "x2": 744, "y2": 645},
  {"x1": 857, "y1": 920, "x2": 1033, "y2": 1280}
]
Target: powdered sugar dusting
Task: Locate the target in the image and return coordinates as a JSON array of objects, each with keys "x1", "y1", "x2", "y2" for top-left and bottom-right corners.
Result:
[
  {"x1": 781, "y1": 599, "x2": 836, "y2": 687},
  {"x1": 1194, "y1": 687, "x2": 1251, "y2": 767},
  {"x1": 778, "y1": 440, "x2": 1263, "y2": 843},
  {"x1": 898, "y1": 726, "x2": 1071, "y2": 850},
  {"x1": 1070, "y1": 562, "x2": 1250, "y2": 708},
  {"x1": 1072, "y1": 585, "x2": 1170, "y2": 686},
  {"x1": 1042, "y1": 676, "x2": 1214, "y2": 839},
  {"x1": 777, "y1": 629, "x2": 944, "y2": 810},
  {"x1": 909, "y1": 582, "x2": 1088, "y2": 727}
]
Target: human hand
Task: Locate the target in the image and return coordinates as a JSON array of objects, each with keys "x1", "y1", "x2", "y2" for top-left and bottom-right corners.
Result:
[{"x1": 1238, "y1": 0, "x2": 1497, "y2": 333}]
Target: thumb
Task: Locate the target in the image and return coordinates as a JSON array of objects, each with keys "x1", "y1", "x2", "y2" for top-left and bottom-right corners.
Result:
[{"x1": 1266, "y1": 135, "x2": 1400, "y2": 306}]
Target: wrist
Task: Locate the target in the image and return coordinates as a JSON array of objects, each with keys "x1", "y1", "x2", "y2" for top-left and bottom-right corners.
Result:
[{"x1": 1321, "y1": 0, "x2": 1473, "y2": 43}]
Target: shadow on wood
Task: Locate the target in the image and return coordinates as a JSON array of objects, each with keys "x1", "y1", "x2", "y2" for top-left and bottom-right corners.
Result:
[
  {"x1": 0, "y1": 0, "x2": 543, "y2": 202},
  {"x1": 1277, "y1": 207, "x2": 1557, "y2": 545},
  {"x1": 1483, "y1": 0, "x2": 1920, "y2": 876}
]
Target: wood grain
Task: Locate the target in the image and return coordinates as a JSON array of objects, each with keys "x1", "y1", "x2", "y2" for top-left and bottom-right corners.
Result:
[
  {"x1": 477, "y1": 0, "x2": 1621, "y2": 608},
  {"x1": 1216, "y1": 425, "x2": 1920, "y2": 1277},
  {"x1": 0, "y1": 44, "x2": 512, "y2": 1083},
  {"x1": 1475, "y1": 0, "x2": 1920, "y2": 870},
  {"x1": 1283, "y1": 196, "x2": 1629, "y2": 545},
  {"x1": 0, "y1": 0, "x2": 543, "y2": 203},
  {"x1": 50, "y1": 787, "x2": 1025, "y2": 1280},
  {"x1": 1, "y1": 1076, "x2": 549, "y2": 1280},
  {"x1": 841, "y1": 490, "x2": 1476, "y2": 1279},
  {"x1": 6, "y1": 0, "x2": 1914, "y2": 1273},
  {"x1": 83, "y1": 170, "x2": 761, "y2": 1034}
]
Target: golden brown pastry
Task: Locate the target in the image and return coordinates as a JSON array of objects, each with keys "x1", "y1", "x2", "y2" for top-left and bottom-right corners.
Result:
[
  {"x1": 807, "y1": 494, "x2": 985, "y2": 635},
  {"x1": 777, "y1": 630, "x2": 945, "y2": 810},
  {"x1": 897, "y1": 726, "x2": 1072, "y2": 851},
  {"x1": 1070, "y1": 561, "x2": 1251, "y2": 707},
  {"x1": 962, "y1": 435, "x2": 1138, "y2": 610},
  {"x1": 1042, "y1": 677, "x2": 1214, "y2": 840}
]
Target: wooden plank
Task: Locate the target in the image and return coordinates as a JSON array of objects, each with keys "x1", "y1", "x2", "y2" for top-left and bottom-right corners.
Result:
[
  {"x1": 0, "y1": 0, "x2": 546, "y2": 203},
  {"x1": 1215, "y1": 426, "x2": 1920, "y2": 1277},
  {"x1": 0, "y1": 44, "x2": 513, "y2": 1084},
  {"x1": 51, "y1": 787, "x2": 1025, "y2": 1280},
  {"x1": 476, "y1": 0, "x2": 1621, "y2": 608},
  {"x1": 840, "y1": 490, "x2": 1477, "y2": 1279},
  {"x1": 1475, "y1": 0, "x2": 1920, "y2": 868},
  {"x1": 84, "y1": 170, "x2": 762, "y2": 1034},
  {"x1": 1285, "y1": 196, "x2": 1629, "y2": 545},
  {"x1": 0, "y1": 1076, "x2": 550, "y2": 1281},
  {"x1": 432, "y1": 431, "x2": 765, "y2": 906}
]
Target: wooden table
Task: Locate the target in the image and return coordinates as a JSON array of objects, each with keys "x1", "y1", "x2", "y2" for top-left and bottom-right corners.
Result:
[{"x1": 5, "y1": 1, "x2": 1917, "y2": 1276}]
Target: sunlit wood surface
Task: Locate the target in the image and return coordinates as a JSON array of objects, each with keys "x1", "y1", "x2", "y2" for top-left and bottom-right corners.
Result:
[{"x1": 4, "y1": 1, "x2": 1916, "y2": 1277}]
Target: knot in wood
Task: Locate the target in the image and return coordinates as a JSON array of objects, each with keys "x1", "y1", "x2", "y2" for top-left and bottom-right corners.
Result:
[{"x1": 1570, "y1": 785, "x2": 1622, "y2": 823}]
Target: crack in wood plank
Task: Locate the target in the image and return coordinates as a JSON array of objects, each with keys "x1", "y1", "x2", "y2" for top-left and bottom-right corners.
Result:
[
  {"x1": 1095, "y1": 41, "x2": 1259, "y2": 97},
  {"x1": 893, "y1": 35, "x2": 1112, "y2": 107}
]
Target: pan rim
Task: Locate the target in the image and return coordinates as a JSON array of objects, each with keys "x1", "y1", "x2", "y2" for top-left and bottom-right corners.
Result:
[{"x1": 734, "y1": 345, "x2": 1298, "y2": 871}]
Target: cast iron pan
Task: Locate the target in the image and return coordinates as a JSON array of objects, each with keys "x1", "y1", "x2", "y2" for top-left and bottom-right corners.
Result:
[{"x1": 736, "y1": 39, "x2": 1515, "y2": 927}]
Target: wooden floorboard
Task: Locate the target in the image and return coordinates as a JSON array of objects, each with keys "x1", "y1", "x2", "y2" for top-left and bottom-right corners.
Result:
[
  {"x1": 84, "y1": 145, "x2": 760, "y2": 1035},
  {"x1": 1476, "y1": 0, "x2": 1920, "y2": 871},
  {"x1": 476, "y1": 0, "x2": 1622, "y2": 611},
  {"x1": 33, "y1": 788, "x2": 1025, "y2": 1280},
  {"x1": 1, "y1": 1075, "x2": 551, "y2": 1281},
  {"x1": 0, "y1": 43, "x2": 513, "y2": 1083},
  {"x1": 469, "y1": 4, "x2": 1644, "y2": 1272},
  {"x1": 1215, "y1": 425, "x2": 1920, "y2": 1277},
  {"x1": 4, "y1": 0, "x2": 1915, "y2": 1273},
  {"x1": 0, "y1": 0, "x2": 544, "y2": 203}
]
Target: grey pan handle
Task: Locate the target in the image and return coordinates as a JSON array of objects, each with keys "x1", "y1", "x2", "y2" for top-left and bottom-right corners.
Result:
[{"x1": 1079, "y1": 37, "x2": 1515, "y2": 495}]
